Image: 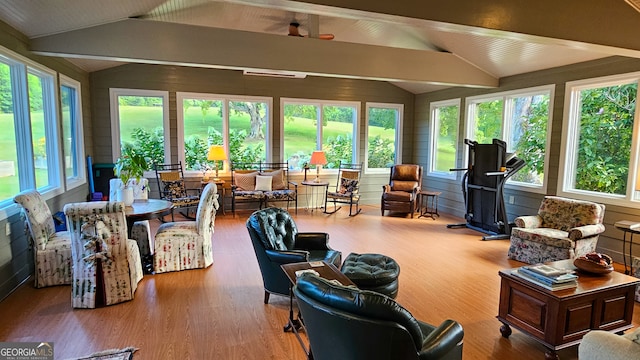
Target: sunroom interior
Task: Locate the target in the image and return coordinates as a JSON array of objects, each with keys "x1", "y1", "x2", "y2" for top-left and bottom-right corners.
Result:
[{"x1": 1, "y1": 0, "x2": 640, "y2": 301}]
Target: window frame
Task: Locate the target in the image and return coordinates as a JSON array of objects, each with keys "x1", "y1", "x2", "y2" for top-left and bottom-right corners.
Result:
[
  {"x1": 558, "y1": 72, "x2": 640, "y2": 206},
  {"x1": 176, "y1": 92, "x2": 273, "y2": 175},
  {"x1": 109, "y1": 88, "x2": 170, "y2": 173},
  {"x1": 59, "y1": 74, "x2": 86, "y2": 191},
  {"x1": 280, "y1": 97, "x2": 360, "y2": 172},
  {"x1": 0, "y1": 46, "x2": 65, "y2": 220},
  {"x1": 464, "y1": 85, "x2": 554, "y2": 193},
  {"x1": 364, "y1": 102, "x2": 403, "y2": 174},
  {"x1": 428, "y1": 99, "x2": 460, "y2": 180}
]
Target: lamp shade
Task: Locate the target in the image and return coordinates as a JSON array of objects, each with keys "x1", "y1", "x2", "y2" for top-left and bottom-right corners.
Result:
[
  {"x1": 309, "y1": 151, "x2": 327, "y2": 166},
  {"x1": 207, "y1": 145, "x2": 228, "y2": 161}
]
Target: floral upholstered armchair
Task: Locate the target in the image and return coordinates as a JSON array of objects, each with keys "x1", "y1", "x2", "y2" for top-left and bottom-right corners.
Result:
[
  {"x1": 64, "y1": 201, "x2": 143, "y2": 308},
  {"x1": 153, "y1": 182, "x2": 219, "y2": 273},
  {"x1": 508, "y1": 196, "x2": 605, "y2": 264},
  {"x1": 14, "y1": 190, "x2": 72, "y2": 288}
]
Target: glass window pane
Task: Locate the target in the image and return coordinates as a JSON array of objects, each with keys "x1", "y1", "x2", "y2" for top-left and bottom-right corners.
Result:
[
  {"x1": 182, "y1": 98, "x2": 223, "y2": 171},
  {"x1": 508, "y1": 94, "x2": 549, "y2": 186},
  {"x1": 28, "y1": 72, "x2": 50, "y2": 188},
  {"x1": 283, "y1": 103, "x2": 319, "y2": 170},
  {"x1": 472, "y1": 99, "x2": 503, "y2": 143},
  {"x1": 432, "y1": 104, "x2": 459, "y2": 173},
  {"x1": 117, "y1": 95, "x2": 165, "y2": 169},
  {"x1": 0, "y1": 62, "x2": 19, "y2": 201},
  {"x1": 367, "y1": 107, "x2": 397, "y2": 168},
  {"x1": 322, "y1": 105, "x2": 355, "y2": 168},
  {"x1": 61, "y1": 85, "x2": 76, "y2": 177},
  {"x1": 575, "y1": 83, "x2": 637, "y2": 195},
  {"x1": 229, "y1": 100, "x2": 267, "y2": 164}
]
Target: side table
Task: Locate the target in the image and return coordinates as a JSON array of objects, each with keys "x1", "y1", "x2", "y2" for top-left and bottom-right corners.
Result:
[
  {"x1": 201, "y1": 179, "x2": 226, "y2": 215},
  {"x1": 418, "y1": 191, "x2": 441, "y2": 220},
  {"x1": 614, "y1": 220, "x2": 640, "y2": 275},
  {"x1": 301, "y1": 181, "x2": 329, "y2": 211}
]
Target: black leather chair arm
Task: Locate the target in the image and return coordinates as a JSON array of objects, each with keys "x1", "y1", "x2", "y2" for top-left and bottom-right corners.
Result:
[
  {"x1": 265, "y1": 249, "x2": 309, "y2": 264},
  {"x1": 294, "y1": 232, "x2": 330, "y2": 250},
  {"x1": 418, "y1": 319, "x2": 464, "y2": 359}
]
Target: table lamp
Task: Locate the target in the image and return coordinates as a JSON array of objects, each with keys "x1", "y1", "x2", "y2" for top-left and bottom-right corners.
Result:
[
  {"x1": 207, "y1": 145, "x2": 228, "y2": 181},
  {"x1": 309, "y1": 150, "x2": 327, "y2": 182}
]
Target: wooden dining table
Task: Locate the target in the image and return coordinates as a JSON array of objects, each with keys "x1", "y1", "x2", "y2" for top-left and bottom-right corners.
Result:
[{"x1": 124, "y1": 199, "x2": 173, "y2": 273}]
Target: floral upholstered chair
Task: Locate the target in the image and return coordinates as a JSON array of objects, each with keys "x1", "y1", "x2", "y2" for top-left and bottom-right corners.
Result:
[
  {"x1": 508, "y1": 196, "x2": 605, "y2": 264},
  {"x1": 153, "y1": 183, "x2": 219, "y2": 273},
  {"x1": 64, "y1": 201, "x2": 143, "y2": 308},
  {"x1": 14, "y1": 190, "x2": 72, "y2": 288},
  {"x1": 109, "y1": 178, "x2": 152, "y2": 257}
]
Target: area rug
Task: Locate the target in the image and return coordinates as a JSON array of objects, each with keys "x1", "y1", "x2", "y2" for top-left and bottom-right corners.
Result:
[{"x1": 65, "y1": 347, "x2": 137, "y2": 360}]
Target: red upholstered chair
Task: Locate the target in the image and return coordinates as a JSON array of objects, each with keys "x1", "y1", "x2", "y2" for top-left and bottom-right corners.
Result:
[{"x1": 381, "y1": 164, "x2": 423, "y2": 218}]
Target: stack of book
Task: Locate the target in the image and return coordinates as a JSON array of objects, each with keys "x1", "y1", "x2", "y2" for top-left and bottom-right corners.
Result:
[{"x1": 512, "y1": 264, "x2": 578, "y2": 291}]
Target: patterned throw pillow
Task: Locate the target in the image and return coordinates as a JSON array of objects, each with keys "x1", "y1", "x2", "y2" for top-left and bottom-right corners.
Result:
[
  {"x1": 235, "y1": 171, "x2": 258, "y2": 191},
  {"x1": 339, "y1": 178, "x2": 359, "y2": 194},
  {"x1": 255, "y1": 175, "x2": 273, "y2": 191},
  {"x1": 260, "y1": 169, "x2": 286, "y2": 190}
]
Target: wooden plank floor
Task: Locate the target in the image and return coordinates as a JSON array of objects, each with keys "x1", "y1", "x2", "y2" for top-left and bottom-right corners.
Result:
[{"x1": 0, "y1": 205, "x2": 638, "y2": 359}]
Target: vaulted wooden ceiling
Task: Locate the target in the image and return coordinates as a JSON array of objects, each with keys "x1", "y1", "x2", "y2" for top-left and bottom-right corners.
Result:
[{"x1": 0, "y1": 0, "x2": 638, "y2": 93}]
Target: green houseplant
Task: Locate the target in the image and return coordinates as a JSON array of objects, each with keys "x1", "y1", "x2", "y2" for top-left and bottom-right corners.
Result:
[{"x1": 113, "y1": 145, "x2": 148, "y2": 205}]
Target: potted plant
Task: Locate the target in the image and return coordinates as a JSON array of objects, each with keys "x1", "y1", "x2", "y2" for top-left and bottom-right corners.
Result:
[{"x1": 113, "y1": 145, "x2": 148, "y2": 206}]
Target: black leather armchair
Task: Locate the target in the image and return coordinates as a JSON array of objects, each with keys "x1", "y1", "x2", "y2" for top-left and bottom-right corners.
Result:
[
  {"x1": 246, "y1": 208, "x2": 342, "y2": 304},
  {"x1": 294, "y1": 273, "x2": 464, "y2": 360}
]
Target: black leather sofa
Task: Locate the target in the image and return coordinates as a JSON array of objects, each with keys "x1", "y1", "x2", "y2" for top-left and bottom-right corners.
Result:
[
  {"x1": 246, "y1": 208, "x2": 342, "y2": 304},
  {"x1": 294, "y1": 273, "x2": 464, "y2": 360}
]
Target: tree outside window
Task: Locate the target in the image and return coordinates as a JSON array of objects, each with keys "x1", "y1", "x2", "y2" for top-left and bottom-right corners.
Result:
[
  {"x1": 429, "y1": 100, "x2": 459, "y2": 178},
  {"x1": 466, "y1": 86, "x2": 553, "y2": 190},
  {"x1": 563, "y1": 80, "x2": 637, "y2": 197}
]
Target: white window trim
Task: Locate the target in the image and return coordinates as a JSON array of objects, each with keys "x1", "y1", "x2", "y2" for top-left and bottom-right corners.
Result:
[
  {"x1": 464, "y1": 85, "x2": 554, "y2": 194},
  {"x1": 281, "y1": 97, "x2": 360, "y2": 172},
  {"x1": 176, "y1": 92, "x2": 272, "y2": 175},
  {"x1": 428, "y1": 99, "x2": 460, "y2": 180},
  {"x1": 364, "y1": 102, "x2": 403, "y2": 174},
  {"x1": 109, "y1": 88, "x2": 170, "y2": 177},
  {"x1": 558, "y1": 72, "x2": 640, "y2": 207},
  {"x1": 59, "y1": 74, "x2": 86, "y2": 191}
]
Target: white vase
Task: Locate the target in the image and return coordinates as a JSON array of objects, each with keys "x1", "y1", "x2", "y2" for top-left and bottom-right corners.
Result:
[{"x1": 118, "y1": 187, "x2": 134, "y2": 206}]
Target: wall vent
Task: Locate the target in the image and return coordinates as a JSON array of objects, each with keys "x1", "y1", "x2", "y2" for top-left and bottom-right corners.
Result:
[{"x1": 243, "y1": 70, "x2": 307, "y2": 79}]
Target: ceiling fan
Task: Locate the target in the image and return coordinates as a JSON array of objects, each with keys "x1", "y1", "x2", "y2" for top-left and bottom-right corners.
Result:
[{"x1": 288, "y1": 21, "x2": 334, "y2": 40}]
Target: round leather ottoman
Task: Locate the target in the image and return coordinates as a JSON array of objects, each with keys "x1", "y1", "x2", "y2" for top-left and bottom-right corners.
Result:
[{"x1": 341, "y1": 253, "x2": 400, "y2": 298}]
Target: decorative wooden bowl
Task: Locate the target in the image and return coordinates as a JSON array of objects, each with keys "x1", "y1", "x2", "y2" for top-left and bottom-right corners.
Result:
[{"x1": 573, "y1": 254, "x2": 614, "y2": 275}]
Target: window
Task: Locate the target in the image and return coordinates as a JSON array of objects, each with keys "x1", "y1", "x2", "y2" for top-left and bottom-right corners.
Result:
[
  {"x1": 560, "y1": 73, "x2": 640, "y2": 205},
  {"x1": 110, "y1": 89, "x2": 169, "y2": 168},
  {"x1": 465, "y1": 85, "x2": 553, "y2": 190},
  {"x1": 0, "y1": 46, "x2": 65, "y2": 216},
  {"x1": 428, "y1": 99, "x2": 459, "y2": 178},
  {"x1": 365, "y1": 103, "x2": 403, "y2": 172},
  {"x1": 177, "y1": 93, "x2": 270, "y2": 173},
  {"x1": 282, "y1": 99, "x2": 359, "y2": 170},
  {"x1": 60, "y1": 75, "x2": 85, "y2": 190}
]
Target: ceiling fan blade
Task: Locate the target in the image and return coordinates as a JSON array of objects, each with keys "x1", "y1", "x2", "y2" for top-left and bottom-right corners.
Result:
[{"x1": 318, "y1": 34, "x2": 335, "y2": 40}]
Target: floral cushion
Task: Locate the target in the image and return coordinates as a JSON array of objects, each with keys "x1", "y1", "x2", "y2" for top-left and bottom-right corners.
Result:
[
  {"x1": 339, "y1": 177, "x2": 359, "y2": 194},
  {"x1": 538, "y1": 196, "x2": 605, "y2": 231}
]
